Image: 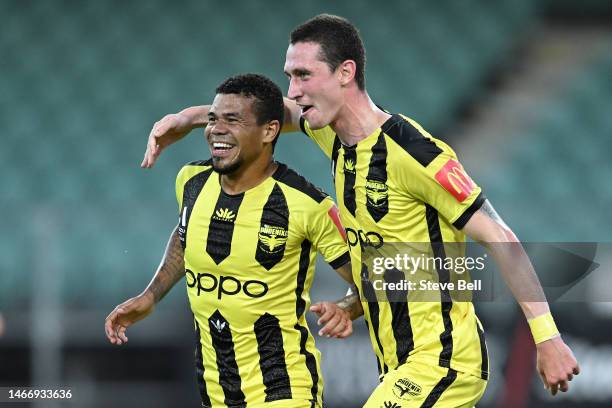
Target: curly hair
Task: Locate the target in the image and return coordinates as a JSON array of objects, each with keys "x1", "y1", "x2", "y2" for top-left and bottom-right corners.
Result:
[
  {"x1": 290, "y1": 14, "x2": 366, "y2": 90},
  {"x1": 216, "y1": 74, "x2": 284, "y2": 147}
]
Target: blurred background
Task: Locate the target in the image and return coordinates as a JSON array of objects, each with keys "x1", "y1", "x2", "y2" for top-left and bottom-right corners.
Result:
[{"x1": 1, "y1": 0, "x2": 611, "y2": 407}]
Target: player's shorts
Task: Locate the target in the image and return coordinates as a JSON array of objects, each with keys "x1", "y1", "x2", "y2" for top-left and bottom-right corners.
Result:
[{"x1": 363, "y1": 359, "x2": 487, "y2": 407}]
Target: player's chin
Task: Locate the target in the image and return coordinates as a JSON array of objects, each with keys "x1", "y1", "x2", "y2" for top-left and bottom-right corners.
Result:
[
  {"x1": 303, "y1": 111, "x2": 329, "y2": 130},
  {"x1": 212, "y1": 156, "x2": 242, "y2": 175}
]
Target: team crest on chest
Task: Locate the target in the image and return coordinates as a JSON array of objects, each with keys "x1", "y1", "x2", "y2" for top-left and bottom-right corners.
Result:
[
  {"x1": 365, "y1": 178, "x2": 389, "y2": 208},
  {"x1": 257, "y1": 224, "x2": 288, "y2": 254},
  {"x1": 255, "y1": 183, "x2": 289, "y2": 270},
  {"x1": 365, "y1": 132, "x2": 390, "y2": 222}
]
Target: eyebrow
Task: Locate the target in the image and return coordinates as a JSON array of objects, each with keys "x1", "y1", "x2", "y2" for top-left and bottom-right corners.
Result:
[
  {"x1": 208, "y1": 111, "x2": 242, "y2": 118},
  {"x1": 284, "y1": 68, "x2": 311, "y2": 77}
]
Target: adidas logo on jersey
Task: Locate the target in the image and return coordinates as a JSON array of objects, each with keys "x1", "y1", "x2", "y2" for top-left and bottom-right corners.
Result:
[{"x1": 214, "y1": 208, "x2": 236, "y2": 222}]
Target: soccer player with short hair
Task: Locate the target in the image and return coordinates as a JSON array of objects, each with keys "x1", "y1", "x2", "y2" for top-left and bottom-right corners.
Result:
[
  {"x1": 140, "y1": 14, "x2": 579, "y2": 407},
  {"x1": 106, "y1": 73, "x2": 356, "y2": 408}
]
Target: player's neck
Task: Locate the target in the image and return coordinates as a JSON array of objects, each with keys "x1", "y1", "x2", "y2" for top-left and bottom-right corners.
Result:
[
  {"x1": 330, "y1": 91, "x2": 391, "y2": 146},
  {"x1": 220, "y1": 158, "x2": 277, "y2": 195}
]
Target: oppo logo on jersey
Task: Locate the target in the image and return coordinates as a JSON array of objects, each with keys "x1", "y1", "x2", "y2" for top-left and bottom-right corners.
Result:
[
  {"x1": 185, "y1": 269, "x2": 269, "y2": 299},
  {"x1": 345, "y1": 227, "x2": 384, "y2": 250}
]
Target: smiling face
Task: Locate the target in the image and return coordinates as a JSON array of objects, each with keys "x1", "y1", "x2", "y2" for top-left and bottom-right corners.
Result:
[
  {"x1": 206, "y1": 93, "x2": 271, "y2": 175},
  {"x1": 284, "y1": 41, "x2": 344, "y2": 130}
]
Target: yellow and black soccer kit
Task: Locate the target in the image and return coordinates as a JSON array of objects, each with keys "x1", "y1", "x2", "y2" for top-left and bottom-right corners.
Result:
[
  {"x1": 176, "y1": 160, "x2": 349, "y2": 408},
  {"x1": 301, "y1": 114, "x2": 488, "y2": 407}
]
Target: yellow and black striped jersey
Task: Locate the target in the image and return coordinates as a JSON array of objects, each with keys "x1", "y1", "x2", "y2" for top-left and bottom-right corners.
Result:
[
  {"x1": 300, "y1": 113, "x2": 489, "y2": 381},
  {"x1": 175, "y1": 160, "x2": 349, "y2": 408}
]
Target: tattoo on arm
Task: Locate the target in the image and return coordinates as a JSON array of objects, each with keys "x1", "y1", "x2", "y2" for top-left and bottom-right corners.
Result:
[
  {"x1": 480, "y1": 200, "x2": 509, "y2": 229},
  {"x1": 145, "y1": 225, "x2": 185, "y2": 303},
  {"x1": 335, "y1": 284, "x2": 364, "y2": 320}
]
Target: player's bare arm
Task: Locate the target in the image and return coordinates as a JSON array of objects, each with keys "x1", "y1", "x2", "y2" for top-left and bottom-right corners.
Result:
[
  {"x1": 145, "y1": 225, "x2": 185, "y2": 302},
  {"x1": 310, "y1": 262, "x2": 363, "y2": 339},
  {"x1": 104, "y1": 225, "x2": 185, "y2": 345},
  {"x1": 142, "y1": 105, "x2": 209, "y2": 168},
  {"x1": 463, "y1": 199, "x2": 580, "y2": 396},
  {"x1": 142, "y1": 98, "x2": 300, "y2": 168},
  {"x1": 335, "y1": 284, "x2": 364, "y2": 321}
]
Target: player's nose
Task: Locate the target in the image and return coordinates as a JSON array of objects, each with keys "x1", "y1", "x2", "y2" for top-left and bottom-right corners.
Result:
[{"x1": 287, "y1": 78, "x2": 302, "y2": 100}]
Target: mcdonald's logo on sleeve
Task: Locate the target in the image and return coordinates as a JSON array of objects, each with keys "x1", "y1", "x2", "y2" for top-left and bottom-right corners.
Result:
[
  {"x1": 327, "y1": 205, "x2": 347, "y2": 241},
  {"x1": 434, "y1": 159, "x2": 476, "y2": 202}
]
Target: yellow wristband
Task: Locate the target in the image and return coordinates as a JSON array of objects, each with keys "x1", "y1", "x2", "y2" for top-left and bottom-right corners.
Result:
[{"x1": 528, "y1": 312, "x2": 559, "y2": 344}]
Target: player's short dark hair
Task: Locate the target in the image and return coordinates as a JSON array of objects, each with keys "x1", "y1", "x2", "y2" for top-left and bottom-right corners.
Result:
[
  {"x1": 290, "y1": 14, "x2": 366, "y2": 90},
  {"x1": 215, "y1": 73, "x2": 284, "y2": 149}
]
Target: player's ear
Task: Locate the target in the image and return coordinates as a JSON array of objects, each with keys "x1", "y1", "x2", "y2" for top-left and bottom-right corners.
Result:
[
  {"x1": 263, "y1": 120, "x2": 280, "y2": 144},
  {"x1": 338, "y1": 60, "x2": 356, "y2": 87}
]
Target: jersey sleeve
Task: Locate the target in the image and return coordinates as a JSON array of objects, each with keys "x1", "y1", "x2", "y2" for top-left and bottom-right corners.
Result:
[
  {"x1": 306, "y1": 197, "x2": 350, "y2": 269},
  {"x1": 398, "y1": 143, "x2": 486, "y2": 229},
  {"x1": 175, "y1": 167, "x2": 188, "y2": 213},
  {"x1": 300, "y1": 117, "x2": 337, "y2": 159},
  {"x1": 175, "y1": 162, "x2": 212, "y2": 214}
]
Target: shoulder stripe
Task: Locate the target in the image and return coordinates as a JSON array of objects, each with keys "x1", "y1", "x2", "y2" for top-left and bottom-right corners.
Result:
[
  {"x1": 382, "y1": 114, "x2": 443, "y2": 167},
  {"x1": 272, "y1": 163, "x2": 328, "y2": 203}
]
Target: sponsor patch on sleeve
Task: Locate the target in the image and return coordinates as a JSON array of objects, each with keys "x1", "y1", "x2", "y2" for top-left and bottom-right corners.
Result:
[
  {"x1": 434, "y1": 159, "x2": 476, "y2": 202},
  {"x1": 327, "y1": 205, "x2": 347, "y2": 241}
]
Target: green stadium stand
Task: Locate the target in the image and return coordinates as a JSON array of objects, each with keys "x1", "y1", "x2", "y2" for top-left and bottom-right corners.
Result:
[
  {"x1": 483, "y1": 45, "x2": 612, "y2": 241},
  {"x1": 6, "y1": 0, "x2": 589, "y2": 307}
]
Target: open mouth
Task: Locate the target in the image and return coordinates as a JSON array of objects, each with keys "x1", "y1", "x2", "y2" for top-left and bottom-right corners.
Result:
[
  {"x1": 211, "y1": 142, "x2": 236, "y2": 157},
  {"x1": 300, "y1": 105, "x2": 314, "y2": 116}
]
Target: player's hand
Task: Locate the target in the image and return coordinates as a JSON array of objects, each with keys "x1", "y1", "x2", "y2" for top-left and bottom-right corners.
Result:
[
  {"x1": 310, "y1": 302, "x2": 353, "y2": 339},
  {"x1": 536, "y1": 336, "x2": 580, "y2": 396},
  {"x1": 105, "y1": 292, "x2": 155, "y2": 345},
  {"x1": 141, "y1": 113, "x2": 193, "y2": 168}
]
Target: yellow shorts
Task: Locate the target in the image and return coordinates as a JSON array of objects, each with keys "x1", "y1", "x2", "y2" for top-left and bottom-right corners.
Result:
[{"x1": 363, "y1": 359, "x2": 487, "y2": 408}]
